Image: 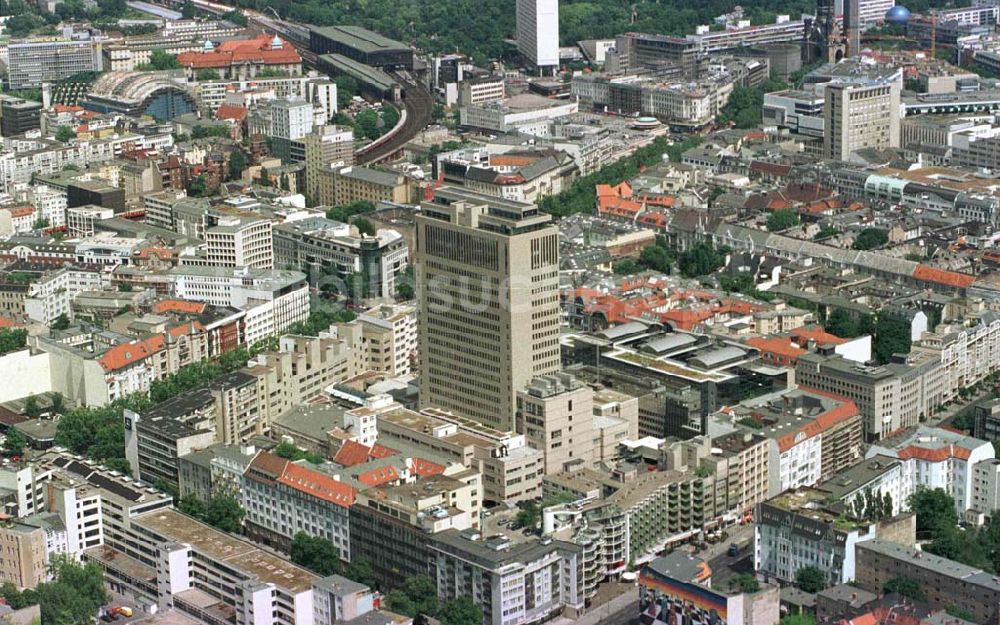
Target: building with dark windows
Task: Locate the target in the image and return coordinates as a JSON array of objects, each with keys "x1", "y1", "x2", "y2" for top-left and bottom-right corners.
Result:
[{"x1": 0, "y1": 97, "x2": 42, "y2": 137}]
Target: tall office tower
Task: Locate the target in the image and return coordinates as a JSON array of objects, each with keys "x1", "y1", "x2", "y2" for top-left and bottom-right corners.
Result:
[
  {"x1": 824, "y1": 81, "x2": 900, "y2": 161},
  {"x1": 844, "y1": 0, "x2": 861, "y2": 57},
  {"x1": 516, "y1": 0, "x2": 560, "y2": 73},
  {"x1": 415, "y1": 189, "x2": 561, "y2": 431}
]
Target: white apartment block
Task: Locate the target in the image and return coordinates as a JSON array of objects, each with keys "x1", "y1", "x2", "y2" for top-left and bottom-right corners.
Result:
[
  {"x1": 755, "y1": 489, "x2": 877, "y2": 585},
  {"x1": 25, "y1": 266, "x2": 111, "y2": 324},
  {"x1": 867, "y1": 426, "x2": 996, "y2": 513},
  {"x1": 0, "y1": 131, "x2": 173, "y2": 193},
  {"x1": 917, "y1": 311, "x2": 1000, "y2": 402},
  {"x1": 13, "y1": 183, "x2": 67, "y2": 228},
  {"x1": 195, "y1": 76, "x2": 311, "y2": 113},
  {"x1": 356, "y1": 303, "x2": 417, "y2": 376},
  {"x1": 515, "y1": 0, "x2": 560, "y2": 70},
  {"x1": 203, "y1": 216, "x2": 274, "y2": 269},
  {"x1": 242, "y1": 452, "x2": 355, "y2": 560},
  {"x1": 430, "y1": 530, "x2": 583, "y2": 625},
  {"x1": 972, "y1": 458, "x2": 1000, "y2": 517},
  {"x1": 458, "y1": 77, "x2": 505, "y2": 106},
  {"x1": 270, "y1": 99, "x2": 315, "y2": 141},
  {"x1": 169, "y1": 267, "x2": 309, "y2": 344}
]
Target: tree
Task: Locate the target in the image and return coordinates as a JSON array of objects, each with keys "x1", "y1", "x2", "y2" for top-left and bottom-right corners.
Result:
[
  {"x1": 204, "y1": 494, "x2": 244, "y2": 532},
  {"x1": 4, "y1": 13, "x2": 43, "y2": 37},
  {"x1": 728, "y1": 573, "x2": 760, "y2": 593},
  {"x1": 639, "y1": 244, "x2": 673, "y2": 274},
  {"x1": 51, "y1": 312, "x2": 71, "y2": 331},
  {"x1": 290, "y1": 532, "x2": 342, "y2": 575},
  {"x1": 192, "y1": 125, "x2": 230, "y2": 139},
  {"x1": 222, "y1": 9, "x2": 248, "y2": 25},
  {"x1": 0, "y1": 328, "x2": 27, "y2": 355},
  {"x1": 196, "y1": 68, "x2": 221, "y2": 81},
  {"x1": 613, "y1": 259, "x2": 642, "y2": 275},
  {"x1": 139, "y1": 49, "x2": 181, "y2": 71},
  {"x1": 853, "y1": 228, "x2": 889, "y2": 250},
  {"x1": 49, "y1": 392, "x2": 65, "y2": 415},
  {"x1": 189, "y1": 174, "x2": 208, "y2": 197},
  {"x1": 180, "y1": 494, "x2": 244, "y2": 533},
  {"x1": 438, "y1": 596, "x2": 482, "y2": 625},
  {"x1": 3, "y1": 428, "x2": 25, "y2": 455},
  {"x1": 678, "y1": 242, "x2": 727, "y2": 278},
  {"x1": 54, "y1": 125, "x2": 76, "y2": 143},
  {"x1": 0, "y1": 556, "x2": 108, "y2": 623},
  {"x1": 327, "y1": 200, "x2": 375, "y2": 223},
  {"x1": 826, "y1": 309, "x2": 859, "y2": 338},
  {"x1": 33, "y1": 217, "x2": 49, "y2": 230},
  {"x1": 22, "y1": 395, "x2": 41, "y2": 419},
  {"x1": 795, "y1": 565, "x2": 826, "y2": 593},
  {"x1": 767, "y1": 208, "x2": 800, "y2": 232},
  {"x1": 396, "y1": 265, "x2": 414, "y2": 300},
  {"x1": 334, "y1": 75, "x2": 358, "y2": 108},
  {"x1": 874, "y1": 315, "x2": 912, "y2": 365},
  {"x1": 385, "y1": 575, "x2": 438, "y2": 618},
  {"x1": 345, "y1": 557, "x2": 375, "y2": 587},
  {"x1": 353, "y1": 217, "x2": 376, "y2": 236},
  {"x1": 179, "y1": 0, "x2": 197, "y2": 19},
  {"x1": 274, "y1": 441, "x2": 325, "y2": 465},
  {"x1": 909, "y1": 488, "x2": 959, "y2": 536},
  {"x1": 228, "y1": 149, "x2": 248, "y2": 181},
  {"x1": 883, "y1": 576, "x2": 926, "y2": 601}
]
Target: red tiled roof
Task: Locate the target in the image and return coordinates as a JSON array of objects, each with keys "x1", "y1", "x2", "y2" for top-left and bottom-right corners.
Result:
[
  {"x1": 278, "y1": 461, "x2": 356, "y2": 507},
  {"x1": 897, "y1": 443, "x2": 972, "y2": 462},
  {"x1": 775, "y1": 387, "x2": 860, "y2": 453},
  {"x1": 7, "y1": 206, "x2": 34, "y2": 218},
  {"x1": 411, "y1": 457, "x2": 446, "y2": 477},
  {"x1": 215, "y1": 104, "x2": 247, "y2": 122},
  {"x1": 177, "y1": 34, "x2": 301, "y2": 69},
  {"x1": 0, "y1": 317, "x2": 22, "y2": 329},
  {"x1": 370, "y1": 443, "x2": 398, "y2": 459},
  {"x1": 912, "y1": 264, "x2": 975, "y2": 289},
  {"x1": 745, "y1": 336, "x2": 807, "y2": 361},
  {"x1": 332, "y1": 440, "x2": 373, "y2": 467},
  {"x1": 153, "y1": 299, "x2": 206, "y2": 315},
  {"x1": 97, "y1": 336, "x2": 164, "y2": 372},
  {"x1": 792, "y1": 325, "x2": 848, "y2": 347},
  {"x1": 357, "y1": 465, "x2": 400, "y2": 487},
  {"x1": 246, "y1": 451, "x2": 289, "y2": 481}
]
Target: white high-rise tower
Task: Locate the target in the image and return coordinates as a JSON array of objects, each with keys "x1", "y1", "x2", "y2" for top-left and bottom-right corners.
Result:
[{"x1": 516, "y1": 0, "x2": 560, "y2": 73}]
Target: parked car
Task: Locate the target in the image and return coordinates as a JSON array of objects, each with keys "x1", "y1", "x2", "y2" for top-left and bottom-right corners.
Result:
[{"x1": 728, "y1": 543, "x2": 740, "y2": 557}]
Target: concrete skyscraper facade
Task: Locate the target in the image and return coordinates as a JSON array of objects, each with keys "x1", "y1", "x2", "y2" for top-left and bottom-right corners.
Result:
[
  {"x1": 823, "y1": 81, "x2": 901, "y2": 161},
  {"x1": 415, "y1": 189, "x2": 561, "y2": 431},
  {"x1": 516, "y1": 0, "x2": 560, "y2": 72}
]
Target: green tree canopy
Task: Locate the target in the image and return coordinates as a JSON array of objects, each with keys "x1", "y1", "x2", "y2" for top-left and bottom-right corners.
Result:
[
  {"x1": 873, "y1": 315, "x2": 912, "y2": 365},
  {"x1": 385, "y1": 574, "x2": 438, "y2": 618},
  {"x1": 2, "y1": 428, "x2": 26, "y2": 455},
  {"x1": 767, "y1": 208, "x2": 800, "y2": 232},
  {"x1": 678, "y1": 242, "x2": 727, "y2": 278},
  {"x1": 795, "y1": 565, "x2": 826, "y2": 593},
  {"x1": 54, "y1": 125, "x2": 76, "y2": 143},
  {"x1": 290, "y1": 532, "x2": 342, "y2": 576},
  {"x1": 439, "y1": 596, "x2": 483, "y2": 625},
  {"x1": 139, "y1": 48, "x2": 181, "y2": 71},
  {"x1": 853, "y1": 228, "x2": 889, "y2": 250},
  {"x1": 0, "y1": 328, "x2": 27, "y2": 355}
]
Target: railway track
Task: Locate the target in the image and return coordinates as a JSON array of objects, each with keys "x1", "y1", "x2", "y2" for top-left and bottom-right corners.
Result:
[{"x1": 154, "y1": 0, "x2": 433, "y2": 165}]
